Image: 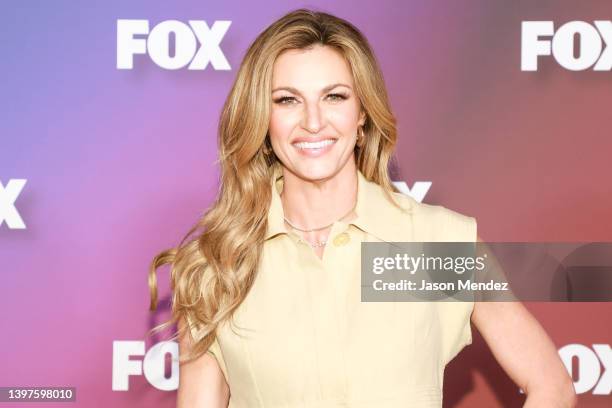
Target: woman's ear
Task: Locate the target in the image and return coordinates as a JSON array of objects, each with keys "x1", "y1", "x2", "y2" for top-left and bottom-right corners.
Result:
[{"x1": 359, "y1": 110, "x2": 366, "y2": 127}]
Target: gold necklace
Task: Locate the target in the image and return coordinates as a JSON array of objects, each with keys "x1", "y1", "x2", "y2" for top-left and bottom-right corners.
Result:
[
  {"x1": 282, "y1": 196, "x2": 357, "y2": 248},
  {"x1": 279, "y1": 175, "x2": 358, "y2": 248},
  {"x1": 282, "y1": 204, "x2": 356, "y2": 232}
]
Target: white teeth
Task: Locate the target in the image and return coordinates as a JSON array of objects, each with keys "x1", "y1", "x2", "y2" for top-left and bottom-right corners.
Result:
[{"x1": 293, "y1": 139, "x2": 336, "y2": 149}]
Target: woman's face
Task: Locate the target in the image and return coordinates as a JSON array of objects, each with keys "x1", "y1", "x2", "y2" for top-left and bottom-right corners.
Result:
[{"x1": 269, "y1": 44, "x2": 365, "y2": 181}]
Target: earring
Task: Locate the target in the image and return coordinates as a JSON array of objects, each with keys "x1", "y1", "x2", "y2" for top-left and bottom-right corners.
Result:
[
  {"x1": 356, "y1": 126, "x2": 365, "y2": 147},
  {"x1": 262, "y1": 137, "x2": 273, "y2": 156}
]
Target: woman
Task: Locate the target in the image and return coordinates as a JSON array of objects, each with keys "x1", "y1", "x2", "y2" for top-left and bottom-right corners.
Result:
[{"x1": 148, "y1": 8, "x2": 576, "y2": 408}]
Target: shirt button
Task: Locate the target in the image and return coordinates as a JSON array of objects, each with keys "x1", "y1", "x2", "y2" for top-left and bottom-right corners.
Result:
[{"x1": 333, "y1": 232, "x2": 350, "y2": 247}]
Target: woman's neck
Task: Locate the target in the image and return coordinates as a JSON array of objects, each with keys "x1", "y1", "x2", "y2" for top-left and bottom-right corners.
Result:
[{"x1": 279, "y1": 161, "x2": 359, "y2": 243}]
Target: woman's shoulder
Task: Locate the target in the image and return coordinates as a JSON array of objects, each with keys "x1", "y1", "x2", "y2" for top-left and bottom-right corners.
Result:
[{"x1": 388, "y1": 190, "x2": 477, "y2": 241}]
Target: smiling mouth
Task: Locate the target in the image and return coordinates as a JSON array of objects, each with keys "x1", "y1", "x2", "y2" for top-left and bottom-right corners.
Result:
[{"x1": 292, "y1": 139, "x2": 337, "y2": 150}]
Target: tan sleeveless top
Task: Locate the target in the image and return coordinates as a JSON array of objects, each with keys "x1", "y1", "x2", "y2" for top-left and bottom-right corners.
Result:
[{"x1": 198, "y1": 165, "x2": 477, "y2": 407}]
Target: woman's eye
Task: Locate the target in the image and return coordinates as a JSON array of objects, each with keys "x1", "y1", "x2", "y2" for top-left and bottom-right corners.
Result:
[
  {"x1": 274, "y1": 96, "x2": 296, "y2": 104},
  {"x1": 273, "y1": 93, "x2": 348, "y2": 105},
  {"x1": 327, "y1": 93, "x2": 348, "y2": 101}
]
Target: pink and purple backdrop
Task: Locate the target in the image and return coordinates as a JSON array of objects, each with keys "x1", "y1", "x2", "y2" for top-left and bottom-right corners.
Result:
[{"x1": 1, "y1": 0, "x2": 610, "y2": 406}]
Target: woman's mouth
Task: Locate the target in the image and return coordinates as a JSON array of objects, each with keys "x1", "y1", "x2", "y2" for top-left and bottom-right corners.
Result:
[{"x1": 292, "y1": 139, "x2": 337, "y2": 157}]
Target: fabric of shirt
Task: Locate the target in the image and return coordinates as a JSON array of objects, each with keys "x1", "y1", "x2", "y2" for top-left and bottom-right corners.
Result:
[{"x1": 199, "y1": 164, "x2": 477, "y2": 408}]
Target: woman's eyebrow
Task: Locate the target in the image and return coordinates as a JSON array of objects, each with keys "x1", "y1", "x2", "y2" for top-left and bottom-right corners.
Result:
[{"x1": 271, "y1": 83, "x2": 352, "y2": 94}]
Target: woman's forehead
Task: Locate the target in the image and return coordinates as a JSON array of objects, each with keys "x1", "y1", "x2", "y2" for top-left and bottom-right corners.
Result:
[{"x1": 272, "y1": 46, "x2": 354, "y2": 89}]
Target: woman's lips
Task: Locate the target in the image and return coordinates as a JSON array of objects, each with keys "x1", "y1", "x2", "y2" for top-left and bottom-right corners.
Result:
[{"x1": 292, "y1": 139, "x2": 337, "y2": 157}]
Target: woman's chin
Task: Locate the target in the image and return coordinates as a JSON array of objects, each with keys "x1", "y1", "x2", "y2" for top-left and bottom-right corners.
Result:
[{"x1": 292, "y1": 164, "x2": 341, "y2": 182}]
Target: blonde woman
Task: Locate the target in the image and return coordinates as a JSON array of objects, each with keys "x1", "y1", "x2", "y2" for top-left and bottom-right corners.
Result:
[{"x1": 148, "y1": 8, "x2": 576, "y2": 408}]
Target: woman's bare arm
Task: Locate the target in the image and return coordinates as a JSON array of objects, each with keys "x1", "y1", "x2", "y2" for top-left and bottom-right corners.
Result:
[
  {"x1": 472, "y1": 237, "x2": 577, "y2": 407},
  {"x1": 176, "y1": 317, "x2": 230, "y2": 408}
]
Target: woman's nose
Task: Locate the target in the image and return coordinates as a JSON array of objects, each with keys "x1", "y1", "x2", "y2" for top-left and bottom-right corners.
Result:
[{"x1": 301, "y1": 102, "x2": 325, "y2": 133}]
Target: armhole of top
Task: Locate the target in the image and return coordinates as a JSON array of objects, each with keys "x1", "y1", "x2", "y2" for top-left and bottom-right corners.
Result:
[
  {"x1": 206, "y1": 336, "x2": 229, "y2": 384},
  {"x1": 185, "y1": 315, "x2": 229, "y2": 383},
  {"x1": 440, "y1": 212, "x2": 477, "y2": 366},
  {"x1": 461, "y1": 215, "x2": 478, "y2": 348}
]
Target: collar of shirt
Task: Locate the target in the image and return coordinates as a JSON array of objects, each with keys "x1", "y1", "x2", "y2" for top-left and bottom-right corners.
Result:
[{"x1": 264, "y1": 163, "x2": 414, "y2": 243}]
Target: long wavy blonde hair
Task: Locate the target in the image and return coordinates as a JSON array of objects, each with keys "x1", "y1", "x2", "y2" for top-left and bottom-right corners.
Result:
[{"x1": 148, "y1": 8, "x2": 401, "y2": 362}]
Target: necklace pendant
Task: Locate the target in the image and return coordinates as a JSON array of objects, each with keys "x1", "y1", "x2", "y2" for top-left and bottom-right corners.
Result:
[{"x1": 311, "y1": 240, "x2": 327, "y2": 248}]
